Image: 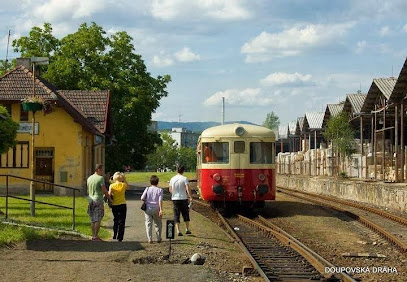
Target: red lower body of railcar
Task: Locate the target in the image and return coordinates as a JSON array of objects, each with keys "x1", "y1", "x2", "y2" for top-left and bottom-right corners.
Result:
[{"x1": 197, "y1": 168, "x2": 275, "y2": 206}]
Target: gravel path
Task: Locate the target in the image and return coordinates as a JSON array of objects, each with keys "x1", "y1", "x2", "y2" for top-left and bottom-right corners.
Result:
[{"x1": 0, "y1": 186, "x2": 253, "y2": 282}]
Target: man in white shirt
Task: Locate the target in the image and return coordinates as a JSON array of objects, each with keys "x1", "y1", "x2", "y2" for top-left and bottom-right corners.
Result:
[{"x1": 169, "y1": 165, "x2": 193, "y2": 236}]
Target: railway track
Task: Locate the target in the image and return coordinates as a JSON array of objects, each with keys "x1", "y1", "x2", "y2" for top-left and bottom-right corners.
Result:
[
  {"x1": 277, "y1": 186, "x2": 407, "y2": 253},
  {"x1": 192, "y1": 199, "x2": 355, "y2": 281}
]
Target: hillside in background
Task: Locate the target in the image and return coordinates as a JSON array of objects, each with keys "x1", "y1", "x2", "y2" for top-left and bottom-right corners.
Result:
[{"x1": 157, "y1": 121, "x2": 258, "y2": 133}]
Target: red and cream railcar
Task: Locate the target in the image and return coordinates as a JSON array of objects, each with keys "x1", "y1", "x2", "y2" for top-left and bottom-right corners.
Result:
[{"x1": 196, "y1": 123, "x2": 276, "y2": 209}]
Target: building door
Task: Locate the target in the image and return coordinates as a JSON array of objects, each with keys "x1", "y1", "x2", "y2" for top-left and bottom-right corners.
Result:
[{"x1": 35, "y1": 148, "x2": 54, "y2": 192}]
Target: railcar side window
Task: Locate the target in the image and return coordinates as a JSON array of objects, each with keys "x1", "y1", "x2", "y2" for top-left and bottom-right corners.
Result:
[
  {"x1": 234, "y1": 141, "x2": 245, "y2": 153},
  {"x1": 202, "y1": 142, "x2": 229, "y2": 163},
  {"x1": 250, "y1": 142, "x2": 274, "y2": 164}
]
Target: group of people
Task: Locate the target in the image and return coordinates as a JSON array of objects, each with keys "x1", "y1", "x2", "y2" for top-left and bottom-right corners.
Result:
[{"x1": 86, "y1": 164, "x2": 193, "y2": 243}]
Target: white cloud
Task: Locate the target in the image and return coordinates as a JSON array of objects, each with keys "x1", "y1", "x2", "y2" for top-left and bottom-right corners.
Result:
[
  {"x1": 152, "y1": 53, "x2": 174, "y2": 67},
  {"x1": 355, "y1": 40, "x2": 367, "y2": 54},
  {"x1": 151, "y1": 0, "x2": 251, "y2": 21},
  {"x1": 260, "y1": 72, "x2": 313, "y2": 87},
  {"x1": 204, "y1": 88, "x2": 273, "y2": 106},
  {"x1": 403, "y1": 24, "x2": 407, "y2": 32},
  {"x1": 174, "y1": 47, "x2": 200, "y2": 62},
  {"x1": 380, "y1": 26, "x2": 390, "y2": 36},
  {"x1": 241, "y1": 23, "x2": 355, "y2": 63},
  {"x1": 152, "y1": 47, "x2": 200, "y2": 67},
  {"x1": 33, "y1": 0, "x2": 106, "y2": 22}
]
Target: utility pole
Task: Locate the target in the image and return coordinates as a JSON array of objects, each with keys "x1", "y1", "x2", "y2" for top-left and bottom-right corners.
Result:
[{"x1": 222, "y1": 97, "x2": 225, "y2": 124}]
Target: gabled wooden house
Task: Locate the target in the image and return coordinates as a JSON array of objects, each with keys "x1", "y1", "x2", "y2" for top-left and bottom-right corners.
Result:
[{"x1": 0, "y1": 64, "x2": 112, "y2": 194}]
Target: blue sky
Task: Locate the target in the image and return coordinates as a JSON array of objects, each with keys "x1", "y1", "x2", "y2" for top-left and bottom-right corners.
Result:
[{"x1": 1, "y1": 0, "x2": 407, "y2": 125}]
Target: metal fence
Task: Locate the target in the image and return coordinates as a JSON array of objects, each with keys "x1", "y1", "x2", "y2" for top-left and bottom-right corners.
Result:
[{"x1": 0, "y1": 174, "x2": 81, "y2": 230}]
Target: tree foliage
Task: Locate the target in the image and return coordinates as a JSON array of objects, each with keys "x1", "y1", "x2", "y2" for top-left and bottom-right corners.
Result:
[
  {"x1": 323, "y1": 112, "x2": 356, "y2": 158},
  {"x1": 146, "y1": 133, "x2": 197, "y2": 172},
  {"x1": 262, "y1": 111, "x2": 280, "y2": 130},
  {"x1": 0, "y1": 106, "x2": 19, "y2": 154},
  {"x1": 12, "y1": 22, "x2": 171, "y2": 171},
  {"x1": 146, "y1": 132, "x2": 178, "y2": 171},
  {"x1": 178, "y1": 146, "x2": 197, "y2": 172}
]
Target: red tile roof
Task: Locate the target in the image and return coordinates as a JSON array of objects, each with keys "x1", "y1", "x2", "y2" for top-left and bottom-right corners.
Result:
[
  {"x1": 0, "y1": 66, "x2": 110, "y2": 135},
  {"x1": 58, "y1": 90, "x2": 110, "y2": 133},
  {"x1": 0, "y1": 66, "x2": 58, "y2": 101}
]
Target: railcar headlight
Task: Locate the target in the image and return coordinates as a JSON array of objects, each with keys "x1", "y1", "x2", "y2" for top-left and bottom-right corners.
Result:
[
  {"x1": 258, "y1": 174, "x2": 266, "y2": 181},
  {"x1": 235, "y1": 126, "x2": 245, "y2": 136},
  {"x1": 213, "y1": 173, "x2": 221, "y2": 182}
]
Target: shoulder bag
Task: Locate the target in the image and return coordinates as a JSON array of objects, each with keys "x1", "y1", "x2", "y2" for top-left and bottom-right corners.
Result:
[{"x1": 140, "y1": 187, "x2": 149, "y2": 211}]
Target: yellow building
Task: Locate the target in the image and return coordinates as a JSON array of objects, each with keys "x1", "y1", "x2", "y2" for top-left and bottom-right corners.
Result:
[{"x1": 0, "y1": 64, "x2": 112, "y2": 195}]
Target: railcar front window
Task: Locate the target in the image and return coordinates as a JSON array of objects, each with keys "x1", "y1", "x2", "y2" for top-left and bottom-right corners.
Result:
[
  {"x1": 234, "y1": 141, "x2": 245, "y2": 153},
  {"x1": 250, "y1": 142, "x2": 274, "y2": 164},
  {"x1": 202, "y1": 142, "x2": 229, "y2": 163}
]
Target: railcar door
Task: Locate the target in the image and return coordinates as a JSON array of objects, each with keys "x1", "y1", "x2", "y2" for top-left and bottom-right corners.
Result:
[{"x1": 231, "y1": 140, "x2": 248, "y2": 202}]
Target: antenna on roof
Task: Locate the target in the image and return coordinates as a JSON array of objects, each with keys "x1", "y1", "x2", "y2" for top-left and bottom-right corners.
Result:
[
  {"x1": 5, "y1": 29, "x2": 10, "y2": 68},
  {"x1": 178, "y1": 114, "x2": 182, "y2": 123}
]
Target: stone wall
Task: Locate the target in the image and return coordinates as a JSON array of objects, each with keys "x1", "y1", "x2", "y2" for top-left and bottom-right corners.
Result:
[{"x1": 277, "y1": 174, "x2": 407, "y2": 213}]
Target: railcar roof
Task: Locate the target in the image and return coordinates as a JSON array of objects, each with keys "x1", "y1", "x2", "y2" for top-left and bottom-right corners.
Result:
[{"x1": 200, "y1": 123, "x2": 275, "y2": 139}]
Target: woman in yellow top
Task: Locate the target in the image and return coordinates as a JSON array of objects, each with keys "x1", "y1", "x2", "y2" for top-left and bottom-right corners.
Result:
[{"x1": 108, "y1": 172, "x2": 129, "y2": 242}]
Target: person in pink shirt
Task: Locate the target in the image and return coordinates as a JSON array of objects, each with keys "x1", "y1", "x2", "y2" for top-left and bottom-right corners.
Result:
[{"x1": 141, "y1": 175, "x2": 163, "y2": 243}]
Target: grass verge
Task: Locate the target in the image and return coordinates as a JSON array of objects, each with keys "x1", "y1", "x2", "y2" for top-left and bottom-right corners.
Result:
[
  {"x1": 125, "y1": 171, "x2": 196, "y2": 186},
  {"x1": 0, "y1": 195, "x2": 111, "y2": 245}
]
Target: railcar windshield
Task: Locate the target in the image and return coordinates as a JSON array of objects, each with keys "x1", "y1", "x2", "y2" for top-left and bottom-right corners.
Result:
[
  {"x1": 250, "y1": 142, "x2": 274, "y2": 164},
  {"x1": 202, "y1": 142, "x2": 229, "y2": 163}
]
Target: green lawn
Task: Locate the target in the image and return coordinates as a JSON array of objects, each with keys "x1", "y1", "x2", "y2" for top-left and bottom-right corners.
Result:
[
  {"x1": 125, "y1": 171, "x2": 196, "y2": 186},
  {"x1": 0, "y1": 195, "x2": 111, "y2": 245}
]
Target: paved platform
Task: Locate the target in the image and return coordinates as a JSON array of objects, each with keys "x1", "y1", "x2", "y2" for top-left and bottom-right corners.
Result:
[{"x1": 107, "y1": 184, "x2": 174, "y2": 242}]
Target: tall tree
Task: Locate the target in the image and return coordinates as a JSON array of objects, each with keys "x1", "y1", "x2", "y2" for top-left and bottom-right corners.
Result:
[
  {"x1": 178, "y1": 146, "x2": 197, "y2": 172},
  {"x1": 323, "y1": 112, "x2": 356, "y2": 174},
  {"x1": 0, "y1": 105, "x2": 19, "y2": 154},
  {"x1": 146, "y1": 132, "x2": 178, "y2": 171},
  {"x1": 262, "y1": 111, "x2": 280, "y2": 130},
  {"x1": 13, "y1": 23, "x2": 60, "y2": 58},
  {"x1": 13, "y1": 22, "x2": 170, "y2": 171}
]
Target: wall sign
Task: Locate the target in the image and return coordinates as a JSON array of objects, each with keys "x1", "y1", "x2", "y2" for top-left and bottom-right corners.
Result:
[{"x1": 18, "y1": 122, "x2": 39, "y2": 135}]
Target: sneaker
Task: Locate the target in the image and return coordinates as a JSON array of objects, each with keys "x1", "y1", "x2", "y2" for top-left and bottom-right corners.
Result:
[
  {"x1": 178, "y1": 232, "x2": 183, "y2": 236},
  {"x1": 157, "y1": 239, "x2": 162, "y2": 243},
  {"x1": 148, "y1": 240, "x2": 153, "y2": 244},
  {"x1": 92, "y1": 237, "x2": 103, "y2": 241},
  {"x1": 185, "y1": 230, "x2": 191, "y2": 235}
]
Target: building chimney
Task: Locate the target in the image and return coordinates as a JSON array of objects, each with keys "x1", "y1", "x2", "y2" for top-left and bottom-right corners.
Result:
[{"x1": 16, "y1": 58, "x2": 31, "y2": 70}]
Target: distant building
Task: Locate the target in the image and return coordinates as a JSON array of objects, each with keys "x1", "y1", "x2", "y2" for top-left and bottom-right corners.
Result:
[{"x1": 169, "y1": 127, "x2": 199, "y2": 149}]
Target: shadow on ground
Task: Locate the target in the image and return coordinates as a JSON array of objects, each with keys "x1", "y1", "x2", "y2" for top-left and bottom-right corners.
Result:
[{"x1": 26, "y1": 239, "x2": 144, "y2": 252}]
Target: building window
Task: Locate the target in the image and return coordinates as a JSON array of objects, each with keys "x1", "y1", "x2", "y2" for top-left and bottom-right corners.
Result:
[
  {"x1": 0, "y1": 141, "x2": 29, "y2": 168},
  {"x1": 20, "y1": 104, "x2": 28, "y2": 121}
]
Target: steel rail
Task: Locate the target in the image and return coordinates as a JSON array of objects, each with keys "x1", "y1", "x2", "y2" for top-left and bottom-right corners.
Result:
[
  {"x1": 278, "y1": 186, "x2": 407, "y2": 227},
  {"x1": 217, "y1": 214, "x2": 271, "y2": 281},
  {"x1": 238, "y1": 215, "x2": 354, "y2": 281},
  {"x1": 257, "y1": 216, "x2": 355, "y2": 282},
  {"x1": 278, "y1": 187, "x2": 407, "y2": 252}
]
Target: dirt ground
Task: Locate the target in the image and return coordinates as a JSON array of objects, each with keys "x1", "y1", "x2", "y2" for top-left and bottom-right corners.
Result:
[
  {"x1": 0, "y1": 190, "x2": 256, "y2": 282},
  {"x1": 263, "y1": 192, "x2": 407, "y2": 282}
]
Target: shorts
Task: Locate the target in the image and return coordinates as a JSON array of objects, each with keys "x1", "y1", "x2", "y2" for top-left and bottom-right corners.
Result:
[
  {"x1": 172, "y1": 199, "x2": 190, "y2": 223},
  {"x1": 87, "y1": 201, "x2": 104, "y2": 222}
]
